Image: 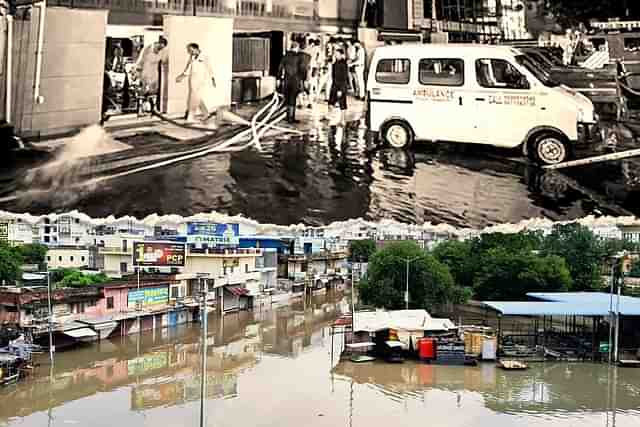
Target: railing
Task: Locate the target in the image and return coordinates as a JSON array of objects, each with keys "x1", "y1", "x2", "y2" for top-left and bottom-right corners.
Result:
[{"x1": 47, "y1": 0, "x2": 320, "y2": 21}]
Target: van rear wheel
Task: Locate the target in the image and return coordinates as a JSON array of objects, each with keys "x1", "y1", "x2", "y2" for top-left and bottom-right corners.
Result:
[
  {"x1": 382, "y1": 121, "x2": 413, "y2": 149},
  {"x1": 531, "y1": 132, "x2": 569, "y2": 166}
]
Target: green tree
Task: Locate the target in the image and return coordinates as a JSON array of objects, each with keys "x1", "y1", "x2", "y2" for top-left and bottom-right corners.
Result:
[
  {"x1": 358, "y1": 241, "x2": 469, "y2": 311},
  {"x1": 16, "y1": 243, "x2": 48, "y2": 267},
  {"x1": 541, "y1": 223, "x2": 605, "y2": 291},
  {"x1": 54, "y1": 268, "x2": 111, "y2": 288},
  {"x1": 0, "y1": 242, "x2": 24, "y2": 285},
  {"x1": 432, "y1": 239, "x2": 474, "y2": 289},
  {"x1": 473, "y1": 248, "x2": 572, "y2": 301},
  {"x1": 349, "y1": 239, "x2": 377, "y2": 262}
]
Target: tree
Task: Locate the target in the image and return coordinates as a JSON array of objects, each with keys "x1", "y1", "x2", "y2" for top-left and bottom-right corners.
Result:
[
  {"x1": 0, "y1": 242, "x2": 23, "y2": 285},
  {"x1": 432, "y1": 239, "x2": 474, "y2": 289},
  {"x1": 54, "y1": 269, "x2": 111, "y2": 288},
  {"x1": 541, "y1": 223, "x2": 606, "y2": 291},
  {"x1": 358, "y1": 241, "x2": 469, "y2": 311},
  {"x1": 16, "y1": 243, "x2": 48, "y2": 267},
  {"x1": 349, "y1": 239, "x2": 376, "y2": 262},
  {"x1": 473, "y1": 248, "x2": 572, "y2": 301}
]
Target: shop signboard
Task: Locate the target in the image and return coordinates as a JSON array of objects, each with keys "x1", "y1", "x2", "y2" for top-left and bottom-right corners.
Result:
[
  {"x1": 128, "y1": 286, "x2": 169, "y2": 308},
  {"x1": 127, "y1": 352, "x2": 169, "y2": 377},
  {"x1": 133, "y1": 241, "x2": 186, "y2": 267},
  {"x1": 0, "y1": 222, "x2": 8, "y2": 242},
  {"x1": 186, "y1": 222, "x2": 239, "y2": 246}
]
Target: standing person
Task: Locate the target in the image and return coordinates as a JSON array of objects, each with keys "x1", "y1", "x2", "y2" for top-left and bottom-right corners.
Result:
[
  {"x1": 350, "y1": 42, "x2": 366, "y2": 100},
  {"x1": 346, "y1": 40, "x2": 357, "y2": 95},
  {"x1": 278, "y1": 41, "x2": 302, "y2": 123},
  {"x1": 319, "y1": 37, "x2": 335, "y2": 102},
  {"x1": 297, "y1": 39, "x2": 312, "y2": 109},
  {"x1": 176, "y1": 43, "x2": 218, "y2": 124},
  {"x1": 305, "y1": 39, "x2": 321, "y2": 106},
  {"x1": 135, "y1": 36, "x2": 168, "y2": 110},
  {"x1": 329, "y1": 48, "x2": 349, "y2": 126}
]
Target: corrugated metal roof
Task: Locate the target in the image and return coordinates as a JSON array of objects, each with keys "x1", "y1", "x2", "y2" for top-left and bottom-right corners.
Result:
[{"x1": 484, "y1": 292, "x2": 640, "y2": 316}]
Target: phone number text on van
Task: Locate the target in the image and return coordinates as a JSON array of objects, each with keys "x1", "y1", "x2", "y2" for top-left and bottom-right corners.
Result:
[{"x1": 488, "y1": 95, "x2": 536, "y2": 106}]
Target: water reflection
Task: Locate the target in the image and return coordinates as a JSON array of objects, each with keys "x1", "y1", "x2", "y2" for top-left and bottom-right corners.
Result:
[{"x1": 1, "y1": 291, "x2": 640, "y2": 426}]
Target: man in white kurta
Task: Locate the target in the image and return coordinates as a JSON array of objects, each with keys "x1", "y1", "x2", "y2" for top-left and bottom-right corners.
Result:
[{"x1": 177, "y1": 43, "x2": 218, "y2": 124}]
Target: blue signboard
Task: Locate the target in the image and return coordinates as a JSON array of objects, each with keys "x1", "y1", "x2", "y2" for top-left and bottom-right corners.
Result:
[
  {"x1": 187, "y1": 222, "x2": 239, "y2": 236},
  {"x1": 128, "y1": 287, "x2": 169, "y2": 307},
  {"x1": 186, "y1": 223, "x2": 239, "y2": 246}
]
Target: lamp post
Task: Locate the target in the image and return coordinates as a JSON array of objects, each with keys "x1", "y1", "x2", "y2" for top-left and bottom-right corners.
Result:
[
  {"x1": 46, "y1": 266, "x2": 54, "y2": 363},
  {"x1": 402, "y1": 257, "x2": 421, "y2": 310},
  {"x1": 198, "y1": 274, "x2": 210, "y2": 427}
]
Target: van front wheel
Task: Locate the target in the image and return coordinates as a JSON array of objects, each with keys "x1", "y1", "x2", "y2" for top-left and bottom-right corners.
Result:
[
  {"x1": 382, "y1": 121, "x2": 413, "y2": 149},
  {"x1": 532, "y1": 133, "x2": 569, "y2": 166}
]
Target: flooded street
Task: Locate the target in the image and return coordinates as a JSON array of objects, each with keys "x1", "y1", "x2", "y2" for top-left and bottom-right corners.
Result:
[
  {"x1": 3, "y1": 122, "x2": 640, "y2": 227},
  {"x1": 2, "y1": 293, "x2": 639, "y2": 427}
]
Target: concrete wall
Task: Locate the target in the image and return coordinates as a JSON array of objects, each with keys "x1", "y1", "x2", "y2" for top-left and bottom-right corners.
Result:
[
  {"x1": 11, "y1": 7, "x2": 108, "y2": 137},
  {"x1": 46, "y1": 248, "x2": 91, "y2": 269},
  {"x1": 318, "y1": 0, "x2": 362, "y2": 20},
  {"x1": 163, "y1": 16, "x2": 233, "y2": 115}
]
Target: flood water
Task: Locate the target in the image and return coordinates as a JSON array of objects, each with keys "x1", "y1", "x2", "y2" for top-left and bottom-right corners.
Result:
[
  {"x1": 2, "y1": 293, "x2": 639, "y2": 427},
  {"x1": 3, "y1": 122, "x2": 640, "y2": 227}
]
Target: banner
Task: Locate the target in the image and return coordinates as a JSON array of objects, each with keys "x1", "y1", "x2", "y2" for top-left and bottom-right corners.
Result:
[
  {"x1": 186, "y1": 222, "x2": 239, "y2": 246},
  {"x1": 0, "y1": 222, "x2": 8, "y2": 242},
  {"x1": 128, "y1": 286, "x2": 169, "y2": 307},
  {"x1": 133, "y1": 241, "x2": 186, "y2": 266}
]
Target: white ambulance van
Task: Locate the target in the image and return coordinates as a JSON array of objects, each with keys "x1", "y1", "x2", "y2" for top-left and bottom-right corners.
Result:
[{"x1": 365, "y1": 44, "x2": 599, "y2": 165}]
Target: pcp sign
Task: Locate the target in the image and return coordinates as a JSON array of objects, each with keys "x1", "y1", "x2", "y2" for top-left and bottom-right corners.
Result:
[{"x1": 133, "y1": 242, "x2": 186, "y2": 267}]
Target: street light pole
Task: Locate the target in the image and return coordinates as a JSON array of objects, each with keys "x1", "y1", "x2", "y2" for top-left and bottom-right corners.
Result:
[
  {"x1": 200, "y1": 276, "x2": 208, "y2": 427},
  {"x1": 46, "y1": 267, "x2": 54, "y2": 363},
  {"x1": 403, "y1": 257, "x2": 420, "y2": 310}
]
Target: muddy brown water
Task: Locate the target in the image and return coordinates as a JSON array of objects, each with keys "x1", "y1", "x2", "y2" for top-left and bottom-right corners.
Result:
[{"x1": 1, "y1": 294, "x2": 639, "y2": 427}]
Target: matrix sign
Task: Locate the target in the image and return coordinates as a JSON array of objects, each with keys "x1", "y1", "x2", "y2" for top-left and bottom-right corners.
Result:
[
  {"x1": 186, "y1": 222, "x2": 239, "y2": 246},
  {"x1": 133, "y1": 242, "x2": 186, "y2": 267}
]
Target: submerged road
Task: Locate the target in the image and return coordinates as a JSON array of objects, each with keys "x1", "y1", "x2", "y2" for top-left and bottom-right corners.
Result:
[
  {"x1": 2, "y1": 118, "x2": 640, "y2": 228},
  {"x1": 1, "y1": 293, "x2": 640, "y2": 427}
]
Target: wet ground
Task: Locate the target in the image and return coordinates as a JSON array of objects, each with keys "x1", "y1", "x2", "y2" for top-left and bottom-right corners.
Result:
[
  {"x1": 1, "y1": 293, "x2": 639, "y2": 427},
  {"x1": 3, "y1": 109, "x2": 640, "y2": 228}
]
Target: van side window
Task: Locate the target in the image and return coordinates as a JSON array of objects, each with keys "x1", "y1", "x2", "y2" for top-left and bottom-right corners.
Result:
[
  {"x1": 475, "y1": 59, "x2": 529, "y2": 90},
  {"x1": 419, "y1": 59, "x2": 464, "y2": 86},
  {"x1": 375, "y1": 59, "x2": 411, "y2": 84}
]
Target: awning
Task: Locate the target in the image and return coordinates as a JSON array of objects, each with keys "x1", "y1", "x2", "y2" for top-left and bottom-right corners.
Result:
[
  {"x1": 63, "y1": 328, "x2": 98, "y2": 339},
  {"x1": 226, "y1": 286, "x2": 250, "y2": 297}
]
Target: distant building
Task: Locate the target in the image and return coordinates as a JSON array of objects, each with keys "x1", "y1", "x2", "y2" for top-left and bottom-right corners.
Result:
[
  {"x1": 620, "y1": 224, "x2": 640, "y2": 244},
  {"x1": 46, "y1": 246, "x2": 92, "y2": 270}
]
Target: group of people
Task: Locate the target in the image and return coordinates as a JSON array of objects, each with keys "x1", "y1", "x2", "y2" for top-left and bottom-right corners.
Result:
[{"x1": 278, "y1": 34, "x2": 367, "y2": 125}]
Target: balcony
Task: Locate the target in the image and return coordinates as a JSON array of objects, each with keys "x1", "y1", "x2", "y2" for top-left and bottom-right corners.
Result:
[
  {"x1": 46, "y1": 0, "x2": 356, "y2": 25},
  {"x1": 99, "y1": 246, "x2": 132, "y2": 255}
]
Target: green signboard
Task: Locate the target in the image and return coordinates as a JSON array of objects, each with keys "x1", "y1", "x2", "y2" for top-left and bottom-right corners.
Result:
[
  {"x1": 127, "y1": 352, "x2": 169, "y2": 376},
  {"x1": 128, "y1": 286, "x2": 169, "y2": 307}
]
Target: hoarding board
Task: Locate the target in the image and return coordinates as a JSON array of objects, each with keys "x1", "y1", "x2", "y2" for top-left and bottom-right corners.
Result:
[
  {"x1": 128, "y1": 286, "x2": 169, "y2": 307},
  {"x1": 186, "y1": 222, "x2": 239, "y2": 246},
  {"x1": 133, "y1": 241, "x2": 186, "y2": 266},
  {"x1": 0, "y1": 222, "x2": 8, "y2": 242}
]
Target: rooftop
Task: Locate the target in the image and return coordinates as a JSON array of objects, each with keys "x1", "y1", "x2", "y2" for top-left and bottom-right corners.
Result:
[{"x1": 483, "y1": 292, "x2": 640, "y2": 317}]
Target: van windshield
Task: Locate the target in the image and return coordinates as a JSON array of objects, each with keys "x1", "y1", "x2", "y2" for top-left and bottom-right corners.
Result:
[{"x1": 516, "y1": 54, "x2": 560, "y2": 87}]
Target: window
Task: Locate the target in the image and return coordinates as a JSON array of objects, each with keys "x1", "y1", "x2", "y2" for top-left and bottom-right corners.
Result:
[
  {"x1": 47, "y1": 256, "x2": 51, "y2": 261},
  {"x1": 475, "y1": 59, "x2": 529, "y2": 89},
  {"x1": 81, "y1": 256, "x2": 86, "y2": 262},
  {"x1": 58, "y1": 256, "x2": 62, "y2": 261},
  {"x1": 120, "y1": 262, "x2": 128, "y2": 273},
  {"x1": 122, "y1": 240, "x2": 128, "y2": 252},
  {"x1": 70, "y1": 256, "x2": 74, "y2": 262},
  {"x1": 624, "y1": 37, "x2": 640, "y2": 52},
  {"x1": 171, "y1": 287, "x2": 179, "y2": 299},
  {"x1": 419, "y1": 58, "x2": 464, "y2": 86},
  {"x1": 245, "y1": 264, "x2": 249, "y2": 273},
  {"x1": 107, "y1": 297, "x2": 114, "y2": 309},
  {"x1": 44, "y1": 236, "x2": 50, "y2": 243},
  {"x1": 375, "y1": 58, "x2": 411, "y2": 84}
]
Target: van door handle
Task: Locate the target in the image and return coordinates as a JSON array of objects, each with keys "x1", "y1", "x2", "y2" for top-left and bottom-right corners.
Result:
[
  {"x1": 458, "y1": 96, "x2": 463, "y2": 106},
  {"x1": 475, "y1": 97, "x2": 486, "y2": 101}
]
